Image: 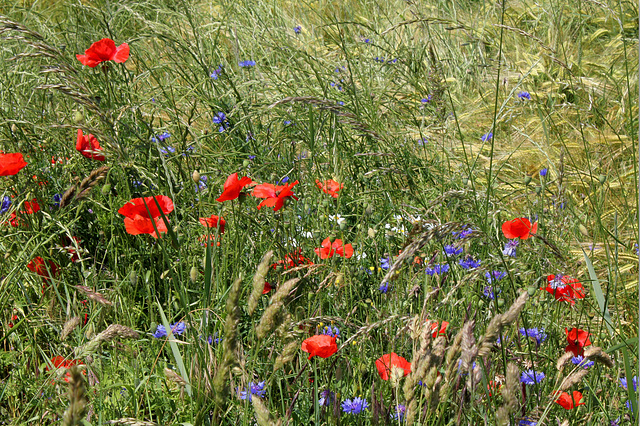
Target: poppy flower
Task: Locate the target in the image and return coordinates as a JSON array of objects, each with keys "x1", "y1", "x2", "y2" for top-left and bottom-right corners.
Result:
[
  {"x1": 217, "y1": 173, "x2": 253, "y2": 202},
  {"x1": 271, "y1": 249, "x2": 314, "y2": 270},
  {"x1": 47, "y1": 356, "x2": 84, "y2": 383},
  {"x1": 262, "y1": 282, "x2": 273, "y2": 294},
  {"x1": 76, "y1": 38, "x2": 130, "y2": 67},
  {"x1": 27, "y1": 257, "x2": 59, "y2": 283},
  {"x1": 565, "y1": 328, "x2": 591, "y2": 356},
  {"x1": 301, "y1": 335, "x2": 338, "y2": 359},
  {"x1": 430, "y1": 321, "x2": 449, "y2": 338},
  {"x1": 542, "y1": 274, "x2": 585, "y2": 305},
  {"x1": 199, "y1": 215, "x2": 226, "y2": 233},
  {"x1": 315, "y1": 179, "x2": 344, "y2": 198},
  {"x1": 314, "y1": 238, "x2": 354, "y2": 259},
  {"x1": 375, "y1": 353, "x2": 412, "y2": 380},
  {"x1": 501, "y1": 218, "x2": 538, "y2": 240},
  {"x1": 0, "y1": 153, "x2": 27, "y2": 176},
  {"x1": 252, "y1": 181, "x2": 299, "y2": 211},
  {"x1": 4, "y1": 199, "x2": 40, "y2": 227},
  {"x1": 117, "y1": 195, "x2": 174, "y2": 239},
  {"x1": 76, "y1": 129, "x2": 105, "y2": 161},
  {"x1": 555, "y1": 391, "x2": 585, "y2": 409}
]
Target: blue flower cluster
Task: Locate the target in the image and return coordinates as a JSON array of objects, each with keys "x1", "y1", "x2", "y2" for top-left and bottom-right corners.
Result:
[
  {"x1": 520, "y1": 369, "x2": 545, "y2": 385},
  {"x1": 519, "y1": 327, "x2": 547, "y2": 346},
  {"x1": 341, "y1": 397, "x2": 369, "y2": 414},
  {"x1": 238, "y1": 381, "x2": 266, "y2": 401},
  {"x1": 153, "y1": 321, "x2": 186, "y2": 338}
]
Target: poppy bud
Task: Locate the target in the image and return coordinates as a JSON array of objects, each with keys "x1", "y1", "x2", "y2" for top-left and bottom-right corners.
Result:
[
  {"x1": 73, "y1": 111, "x2": 83, "y2": 123},
  {"x1": 524, "y1": 175, "x2": 532, "y2": 185},
  {"x1": 527, "y1": 286, "x2": 536, "y2": 296},
  {"x1": 598, "y1": 174, "x2": 606, "y2": 184},
  {"x1": 462, "y1": 178, "x2": 468, "y2": 186},
  {"x1": 497, "y1": 298, "x2": 505, "y2": 307},
  {"x1": 535, "y1": 186, "x2": 542, "y2": 194},
  {"x1": 578, "y1": 224, "x2": 589, "y2": 237},
  {"x1": 242, "y1": 160, "x2": 250, "y2": 167},
  {"x1": 129, "y1": 270, "x2": 138, "y2": 286},
  {"x1": 192, "y1": 170, "x2": 200, "y2": 183},
  {"x1": 238, "y1": 192, "x2": 246, "y2": 204},
  {"x1": 365, "y1": 204, "x2": 373, "y2": 216},
  {"x1": 190, "y1": 266, "x2": 198, "y2": 283},
  {"x1": 101, "y1": 183, "x2": 111, "y2": 196},
  {"x1": 339, "y1": 222, "x2": 347, "y2": 230}
]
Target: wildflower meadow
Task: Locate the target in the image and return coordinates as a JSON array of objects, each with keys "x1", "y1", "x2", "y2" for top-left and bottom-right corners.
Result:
[{"x1": 0, "y1": 0, "x2": 638, "y2": 424}]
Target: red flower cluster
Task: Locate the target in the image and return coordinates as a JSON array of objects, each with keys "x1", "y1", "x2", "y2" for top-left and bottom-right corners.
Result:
[
  {"x1": 262, "y1": 282, "x2": 273, "y2": 294},
  {"x1": 27, "y1": 257, "x2": 59, "y2": 283},
  {"x1": 501, "y1": 218, "x2": 538, "y2": 240},
  {"x1": 76, "y1": 129, "x2": 105, "y2": 161},
  {"x1": 555, "y1": 390, "x2": 585, "y2": 410},
  {"x1": 0, "y1": 153, "x2": 27, "y2": 176},
  {"x1": 76, "y1": 38, "x2": 130, "y2": 67},
  {"x1": 301, "y1": 335, "x2": 338, "y2": 359},
  {"x1": 253, "y1": 181, "x2": 299, "y2": 211},
  {"x1": 375, "y1": 353, "x2": 411, "y2": 381},
  {"x1": 430, "y1": 321, "x2": 449, "y2": 338},
  {"x1": 118, "y1": 195, "x2": 174, "y2": 239},
  {"x1": 315, "y1": 179, "x2": 343, "y2": 198},
  {"x1": 5, "y1": 199, "x2": 40, "y2": 227},
  {"x1": 314, "y1": 238, "x2": 354, "y2": 259},
  {"x1": 542, "y1": 274, "x2": 585, "y2": 305},
  {"x1": 217, "y1": 173, "x2": 253, "y2": 202},
  {"x1": 199, "y1": 215, "x2": 226, "y2": 233},
  {"x1": 271, "y1": 249, "x2": 314, "y2": 270},
  {"x1": 565, "y1": 327, "x2": 591, "y2": 356},
  {"x1": 47, "y1": 356, "x2": 84, "y2": 383}
]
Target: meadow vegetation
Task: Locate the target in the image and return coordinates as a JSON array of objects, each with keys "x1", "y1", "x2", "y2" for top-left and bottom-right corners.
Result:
[{"x1": 0, "y1": 0, "x2": 638, "y2": 424}]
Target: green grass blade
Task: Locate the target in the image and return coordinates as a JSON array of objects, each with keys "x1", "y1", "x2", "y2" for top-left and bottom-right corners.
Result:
[
  {"x1": 156, "y1": 299, "x2": 192, "y2": 397},
  {"x1": 582, "y1": 248, "x2": 614, "y2": 336}
]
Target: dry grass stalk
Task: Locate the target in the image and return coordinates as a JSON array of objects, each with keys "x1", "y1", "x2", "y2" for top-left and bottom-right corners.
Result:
[
  {"x1": 478, "y1": 291, "x2": 529, "y2": 357},
  {"x1": 558, "y1": 368, "x2": 589, "y2": 391},
  {"x1": 213, "y1": 276, "x2": 243, "y2": 407},
  {"x1": 75, "y1": 285, "x2": 113, "y2": 306},
  {"x1": 62, "y1": 366, "x2": 87, "y2": 426},
  {"x1": 76, "y1": 324, "x2": 139, "y2": 358},
  {"x1": 495, "y1": 363, "x2": 520, "y2": 425},
  {"x1": 105, "y1": 419, "x2": 157, "y2": 426},
  {"x1": 255, "y1": 277, "x2": 300, "y2": 340},
  {"x1": 164, "y1": 368, "x2": 187, "y2": 386},
  {"x1": 252, "y1": 396, "x2": 282, "y2": 426},
  {"x1": 61, "y1": 317, "x2": 82, "y2": 341},
  {"x1": 247, "y1": 251, "x2": 273, "y2": 316},
  {"x1": 556, "y1": 351, "x2": 574, "y2": 370},
  {"x1": 583, "y1": 346, "x2": 614, "y2": 368},
  {"x1": 60, "y1": 166, "x2": 109, "y2": 208}
]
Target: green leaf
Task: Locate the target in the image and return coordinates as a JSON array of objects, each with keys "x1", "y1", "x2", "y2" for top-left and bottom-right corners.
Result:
[
  {"x1": 156, "y1": 300, "x2": 192, "y2": 397},
  {"x1": 581, "y1": 249, "x2": 614, "y2": 336}
]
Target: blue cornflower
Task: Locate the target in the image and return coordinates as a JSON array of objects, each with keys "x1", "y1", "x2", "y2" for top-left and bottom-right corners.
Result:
[
  {"x1": 294, "y1": 25, "x2": 302, "y2": 34},
  {"x1": 571, "y1": 355, "x2": 594, "y2": 368},
  {"x1": 519, "y1": 418, "x2": 537, "y2": 426},
  {"x1": 151, "y1": 132, "x2": 170, "y2": 143},
  {"x1": 392, "y1": 404, "x2": 406, "y2": 421},
  {"x1": 0, "y1": 196, "x2": 11, "y2": 214},
  {"x1": 321, "y1": 325, "x2": 340, "y2": 338},
  {"x1": 426, "y1": 264, "x2": 450, "y2": 276},
  {"x1": 481, "y1": 132, "x2": 493, "y2": 142},
  {"x1": 540, "y1": 168, "x2": 548, "y2": 177},
  {"x1": 159, "y1": 146, "x2": 176, "y2": 156},
  {"x1": 485, "y1": 271, "x2": 506, "y2": 284},
  {"x1": 337, "y1": 101, "x2": 344, "y2": 105},
  {"x1": 443, "y1": 244, "x2": 463, "y2": 257},
  {"x1": 279, "y1": 176, "x2": 289, "y2": 184},
  {"x1": 207, "y1": 334, "x2": 221, "y2": 345},
  {"x1": 239, "y1": 60, "x2": 256, "y2": 68},
  {"x1": 502, "y1": 240, "x2": 519, "y2": 257},
  {"x1": 379, "y1": 281, "x2": 391, "y2": 293},
  {"x1": 319, "y1": 390, "x2": 335, "y2": 407},
  {"x1": 238, "y1": 381, "x2": 266, "y2": 401},
  {"x1": 483, "y1": 286, "x2": 497, "y2": 300},
  {"x1": 213, "y1": 112, "x2": 229, "y2": 132},
  {"x1": 363, "y1": 38, "x2": 371, "y2": 43},
  {"x1": 341, "y1": 397, "x2": 369, "y2": 414},
  {"x1": 619, "y1": 376, "x2": 638, "y2": 391},
  {"x1": 453, "y1": 228, "x2": 473, "y2": 239},
  {"x1": 520, "y1": 370, "x2": 545, "y2": 385},
  {"x1": 517, "y1": 91, "x2": 531, "y2": 100},
  {"x1": 380, "y1": 257, "x2": 391, "y2": 270},
  {"x1": 153, "y1": 321, "x2": 186, "y2": 338},
  {"x1": 417, "y1": 138, "x2": 428, "y2": 146},
  {"x1": 519, "y1": 327, "x2": 547, "y2": 345},
  {"x1": 421, "y1": 95, "x2": 432, "y2": 103},
  {"x1": 210, "y1": 65, "x2": 222, "y2": 80},
  {"x1": 52, "y1": 193, "x2": 62, "y2": 207},
  {"x1": 458, "y1": 256, "x2": 481, "y2": 269},
  {"x1": 196, "y1": 175, "x2": 208, "y2": 192},
  {"x1": 248, "y1": 155, "x2": 256, "y2": 160}
]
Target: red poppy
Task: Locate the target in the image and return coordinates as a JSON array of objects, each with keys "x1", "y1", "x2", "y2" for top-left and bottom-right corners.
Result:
[
  {"x1": 375, "y1": 353, "x2": 412, "y2": 380},
  {"x1": 23, "y1": 199, "x2": 40, "y2": 214},
  {"x1": 76, "y1": 38, "x2": 130, "y2": 67},
  {"x1": 487, "y1": 380, "x2": 502, "y2": 397},
  {"x1": 555, "y1": 391, "x2": 585, "y2": 409},
  {"x1": 252, "y1": 181, "x2": 299, "y2": 211},
  {"x1": 8, "y1": 314, "x2": 18, "y2": 328},
  {"x1": 565, "y1": 328, "x2": 591, "y2": 356},
  {"x1": 271, "y1": 249, "x2": 314, "y2": 270},
  {"x1": 315, "y1": 179, "x2": 343, "y2": 198},
  {"x1": 76, "y1": 129, "x2": 105, "y2": 161},
  {"x1": 301, "y1": 335, "x2": 338, "y2": 359},
  {"x1": 501, "y1": 218, "x2": 538, "y2": 240},
  {"x1": 0, "y1": 153, "x2": 27, "y2": 176},
  {"x1": 314, "y1": 238, "x2": 354, "y2": 259},
  {"x1": 262, "y1": 282, "x2": 273, "y2": 294},
  {"x1": 27, "y1": 257, "x2": 59, "y2": 283},
  {"x1": 430, "y1": 321, "x2": 449, "y2": 338},
  {"x1": 47, "y1": 356, "x2": 84, "y2": 383},
  {"x1": 541, "y1": 275, "x2": 585, "y2": 305},
  {"x1": 117, "y1": 195, "x2": 174, "y2": 239},
  {"x1": 199, "y1": 215, "x2": 226, "y2": 233},
  {"x1": 216, "y1": 173, "x2": 253, "y2": 202}
]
